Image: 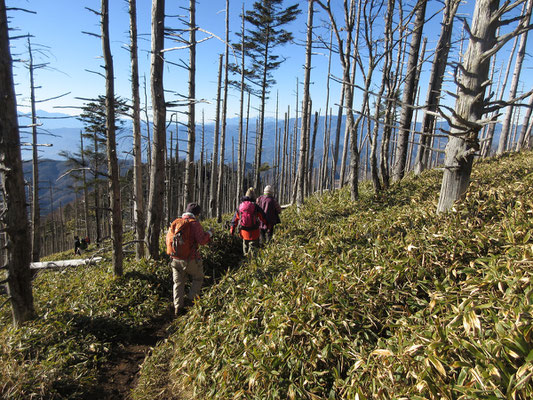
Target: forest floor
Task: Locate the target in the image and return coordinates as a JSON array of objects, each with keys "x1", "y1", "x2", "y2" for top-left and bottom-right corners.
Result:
[{"x1": 91, "y1": 306, "x2": 175, "y2": 400}]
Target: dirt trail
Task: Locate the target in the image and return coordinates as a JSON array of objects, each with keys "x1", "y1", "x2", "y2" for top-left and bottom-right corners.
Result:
[{"x1": 93, "y1": 308, "x2": 174, "y2": 400}]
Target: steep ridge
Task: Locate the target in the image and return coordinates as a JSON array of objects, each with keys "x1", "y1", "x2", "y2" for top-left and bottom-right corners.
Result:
[{"x1": 133, "y1": 152, "x2": 533, "y2": 399}]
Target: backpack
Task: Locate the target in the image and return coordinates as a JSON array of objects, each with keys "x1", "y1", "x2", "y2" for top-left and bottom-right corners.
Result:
[
  {"x1": 166, "y1": 218, "x2": 194, "y2": 259},
  {"x1": 238, "y1": 201, "x2": 258, "y2": 229},
  {"x1": 80, "y1": 238, "x2": 88, "y2": 250}
]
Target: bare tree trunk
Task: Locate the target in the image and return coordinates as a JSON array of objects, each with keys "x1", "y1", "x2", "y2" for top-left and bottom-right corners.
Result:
[
  {"x1": 146, "y1": 0, "x2": 166, "y2": 259},
  {"x1": 199, "y1": 113, "x2": 205, "y2": 208},
  {"x1": 369, "y1": 0, "x2": 396, "y2": 193},
  {"x1": 27, "y1": 38, "x2": 41, "y2": 263},
  {"x1": 437, "y1": 0, "x2": 523, "y2": 213},
  {"x1": 497, "y1": 0, "x2": 532, "y2": 154},
  {"x1": 80, "y1": 132, "x2": 91, "y2": 239},
  {"x1": 308, "y1": 111, "x2": 319, "y2": 193},
  {"x1": 280, "y1": 109, "x2": 289, "y2": 203},
  {"x1": 414, "y1": 0, "x2": 460, "y2": 174},
  {"x1": 243, "y1": 93, "x2": 251, "y2": 194},
  {"x1": 143, "y1": 75, "x2": 152, "y2": 170},
  {"x1": 236, "y1": 5, "x2": 246, "y2": 207},
  {"x1": 481, "y1": 28, "x2": 519, "y2": 157},
  {"x1": 0, "y1": 0, "x2": 35, "y2": 325},
  {"x1": 210, "y1": 54, "x2": 223, "y2": 217},
  {"x1": 321, "y1": 0, "x2": 360, "y2": 198},
  {"x1": 216, "y1": 0, "x2": 230, "y2": 222},
  {"x1": 516, "y1": 92, "x2": 533, "y2": 150},
  {"x1": 291, "y1": 78, "x2": 299, "y2": 204},
  {"x1": 129, "y1": 0, "x2": 145, "y2": 260},
  {"x1": 101, "y1": 0, "x2": 123, "y2": 275},
  {"x1": 274, "y1": 92, "x2": 280, "y2": 190},
  {"x1": 92, "y1": 132, "x2": 102, "y2": 244},
  {"x1": 184, "y1": 0, "x2": 196, "y2": 207},
  {"x1": 392, "y1": 0, "x2": 427, "y2": 182},
  {"x1": 296, "y1": 0, "x2": 314, "y2": 205}
]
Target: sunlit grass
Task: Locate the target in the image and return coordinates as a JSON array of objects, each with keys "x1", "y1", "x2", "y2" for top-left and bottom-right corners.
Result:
[
  {"x1": 134, "y1": 151, "x2": 533, "y2": 400},
  {"x1": 1, "y1": 152, "x2": 531, "y2": 399}
]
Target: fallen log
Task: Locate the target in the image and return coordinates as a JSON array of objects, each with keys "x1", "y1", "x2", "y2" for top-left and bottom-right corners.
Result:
[{"x1": 30, "y1": 257, "x2": 103, "y2": 270}]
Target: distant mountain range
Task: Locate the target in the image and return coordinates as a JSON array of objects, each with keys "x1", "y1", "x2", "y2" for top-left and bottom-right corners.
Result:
[
  {"x1": 20, "y1": 109, "x2": 506, "y2": 215},
  {"x1": 20, "y1": 109, "x2": 506, "y2": 165},
  {"x1": 18, "y1": 109, "x2": 339, "y2": 165}
]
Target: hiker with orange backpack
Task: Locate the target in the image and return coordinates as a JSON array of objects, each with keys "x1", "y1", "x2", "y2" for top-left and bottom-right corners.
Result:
[
  {"x1": 230, "y1": 188, "x2": 267, "y2": 256},
  {"x1": 166, "y1": 203, "x2": 213, "y2": 316}
]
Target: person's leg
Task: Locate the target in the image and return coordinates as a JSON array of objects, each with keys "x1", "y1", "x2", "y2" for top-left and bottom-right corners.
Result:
[
  {"x1": 242, "y1": 239, "x2": 249, "y2": 255},
  {"x1": 186, "y1": 258, "x2": 204, "y2": 302},
  {"x1": 249, "y1": 239, "x2": 259, "y2": 255},
  {"x1": 266, "y1": 227, "x2": 274, "y2": 243},
  {"x1": 259, "y1": 229, "x2": 267, "y2": 246},
  {"x1": 171, "y1": 259, "x2": 187, "y2": 312}
]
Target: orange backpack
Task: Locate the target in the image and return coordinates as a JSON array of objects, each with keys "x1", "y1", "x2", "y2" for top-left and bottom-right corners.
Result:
[{"x1": 166, "y1": 218, "x2": 194, "y2": 259}]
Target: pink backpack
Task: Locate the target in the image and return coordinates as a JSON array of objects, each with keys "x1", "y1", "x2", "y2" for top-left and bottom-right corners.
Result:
[{"x1": 238, "y1": 201, "x2": 257, "y2": 228}]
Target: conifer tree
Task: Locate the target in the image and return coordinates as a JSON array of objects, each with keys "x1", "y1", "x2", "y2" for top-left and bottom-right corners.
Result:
[{"x1": 237, "y1": 0, "x2": 301, "y2": 189}]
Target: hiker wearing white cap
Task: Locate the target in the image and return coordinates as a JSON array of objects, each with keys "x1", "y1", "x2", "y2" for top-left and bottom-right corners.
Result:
[{"x1": 256, "y1": 185, "x2": 282, "y2": 244}]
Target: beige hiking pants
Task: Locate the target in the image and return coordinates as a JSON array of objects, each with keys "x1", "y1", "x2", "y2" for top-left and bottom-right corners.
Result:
[{"x1": 171, "y1": 258, "x2": 204, "y2": 311}]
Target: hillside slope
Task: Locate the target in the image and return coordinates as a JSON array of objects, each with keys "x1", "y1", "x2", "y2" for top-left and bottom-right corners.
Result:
[{"x1": 134, "y1": 151, "x2": 533, "y2": 400}]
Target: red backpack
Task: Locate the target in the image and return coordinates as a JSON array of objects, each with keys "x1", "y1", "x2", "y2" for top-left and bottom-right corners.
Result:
[
  {"x1": 166, "y1": 218, "x2": 194, "y2": 259},
  {"x1": 238, "y1": 201, "x2": 258, "y2": 229}
]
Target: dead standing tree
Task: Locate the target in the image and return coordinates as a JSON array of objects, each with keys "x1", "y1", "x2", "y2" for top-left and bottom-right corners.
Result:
[
  {"x1": 497, "y1": 0, "x2": 533, "y2": 154},
  {"x1": 100, "y1": 0, "x2": 124, "y2": 276},
  {"x1": 183, "y1": 0, "x2": 196, "y2": 207},
  {"x1": 216, "y1": 0, "x2": 230, "y2": 222},
  {"x1": 437, "y1": 0, "x2": 532, "y2": 213},
  {"x1": 0, "y1": 0, "x2": 35, "y2": 325},
  {"x1": 413, "y1": 0, "x2": 461, "y2": 175},
  {"x1": 295, "y1": 0, "x2": 314, "y2": 206},
  {"x1": 392, "y1": 0, "x2": 427, "y2": 182},
  {"x1": 146, "y1": 0, "x2": 166, "y2": 259},
  {"x1": 369, "y1": 0, "x2": 394, "y2": 194},
  {"x1": 317, "y1": 0, "x2": 360, "y2": 200},
  {"x1": 26, "y1": 37, "x2": 42, "y2": 263},
  {"x1": 128, "y1": 0, "x2": 146, "y2": 260}
]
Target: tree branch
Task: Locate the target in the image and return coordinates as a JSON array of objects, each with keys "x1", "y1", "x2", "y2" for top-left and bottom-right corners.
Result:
[{"x1": 56, "y1": 167, "x2": 92, "y2": 182}]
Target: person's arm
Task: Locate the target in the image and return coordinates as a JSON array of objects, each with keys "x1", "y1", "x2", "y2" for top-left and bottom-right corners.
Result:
[
  {"x1": 274, "y1": 199, "x2": 282, "y2": 214},
  {"x1": 193, "y1": 221, "x2": 212, "y2": 245},
  {"x1": 256, "y1": 205, "x2": 267, "y2": 225},
  {"x1": 230, "y1": 211, "x2": 239, "y2": 234}
]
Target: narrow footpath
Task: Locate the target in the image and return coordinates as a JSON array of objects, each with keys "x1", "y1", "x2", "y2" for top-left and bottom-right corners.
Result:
[{"x1": 90, "y1": 308, "x2": 175, "y2": 400}]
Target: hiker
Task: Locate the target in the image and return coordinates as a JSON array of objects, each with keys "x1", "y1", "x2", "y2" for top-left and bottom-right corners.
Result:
[
  {"x1": 256, "y1": 185, "x2": 282, "y2": 244},
  {"x1": 80, "y1": 236, "x2": 89, "y2": 251},
  {"x1": 74, "y1": 236, "x2": 82, "y2": 255},
  {"x1": 166, "y1": 203, "x2": 213, "y2": 316},
  {"x1": 230, "y1": 188, "x2": 267, "y2": 256}
]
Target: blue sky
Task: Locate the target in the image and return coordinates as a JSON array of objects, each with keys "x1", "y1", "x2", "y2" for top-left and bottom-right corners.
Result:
[
  {"x1": 7, "y1": 0, "x2": 533, "y2": 151},
  {"x1": 9, "y1": 0, "x2": 327, "y2": 123}
]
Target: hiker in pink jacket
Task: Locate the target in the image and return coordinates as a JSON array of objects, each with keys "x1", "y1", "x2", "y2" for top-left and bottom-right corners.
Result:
[
  {"x1": 166, "y1": 203, "x2": 212, "y2": 316},
  {"x1": 230, "y1": 188, "x2": 266, "y2": 256}
]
